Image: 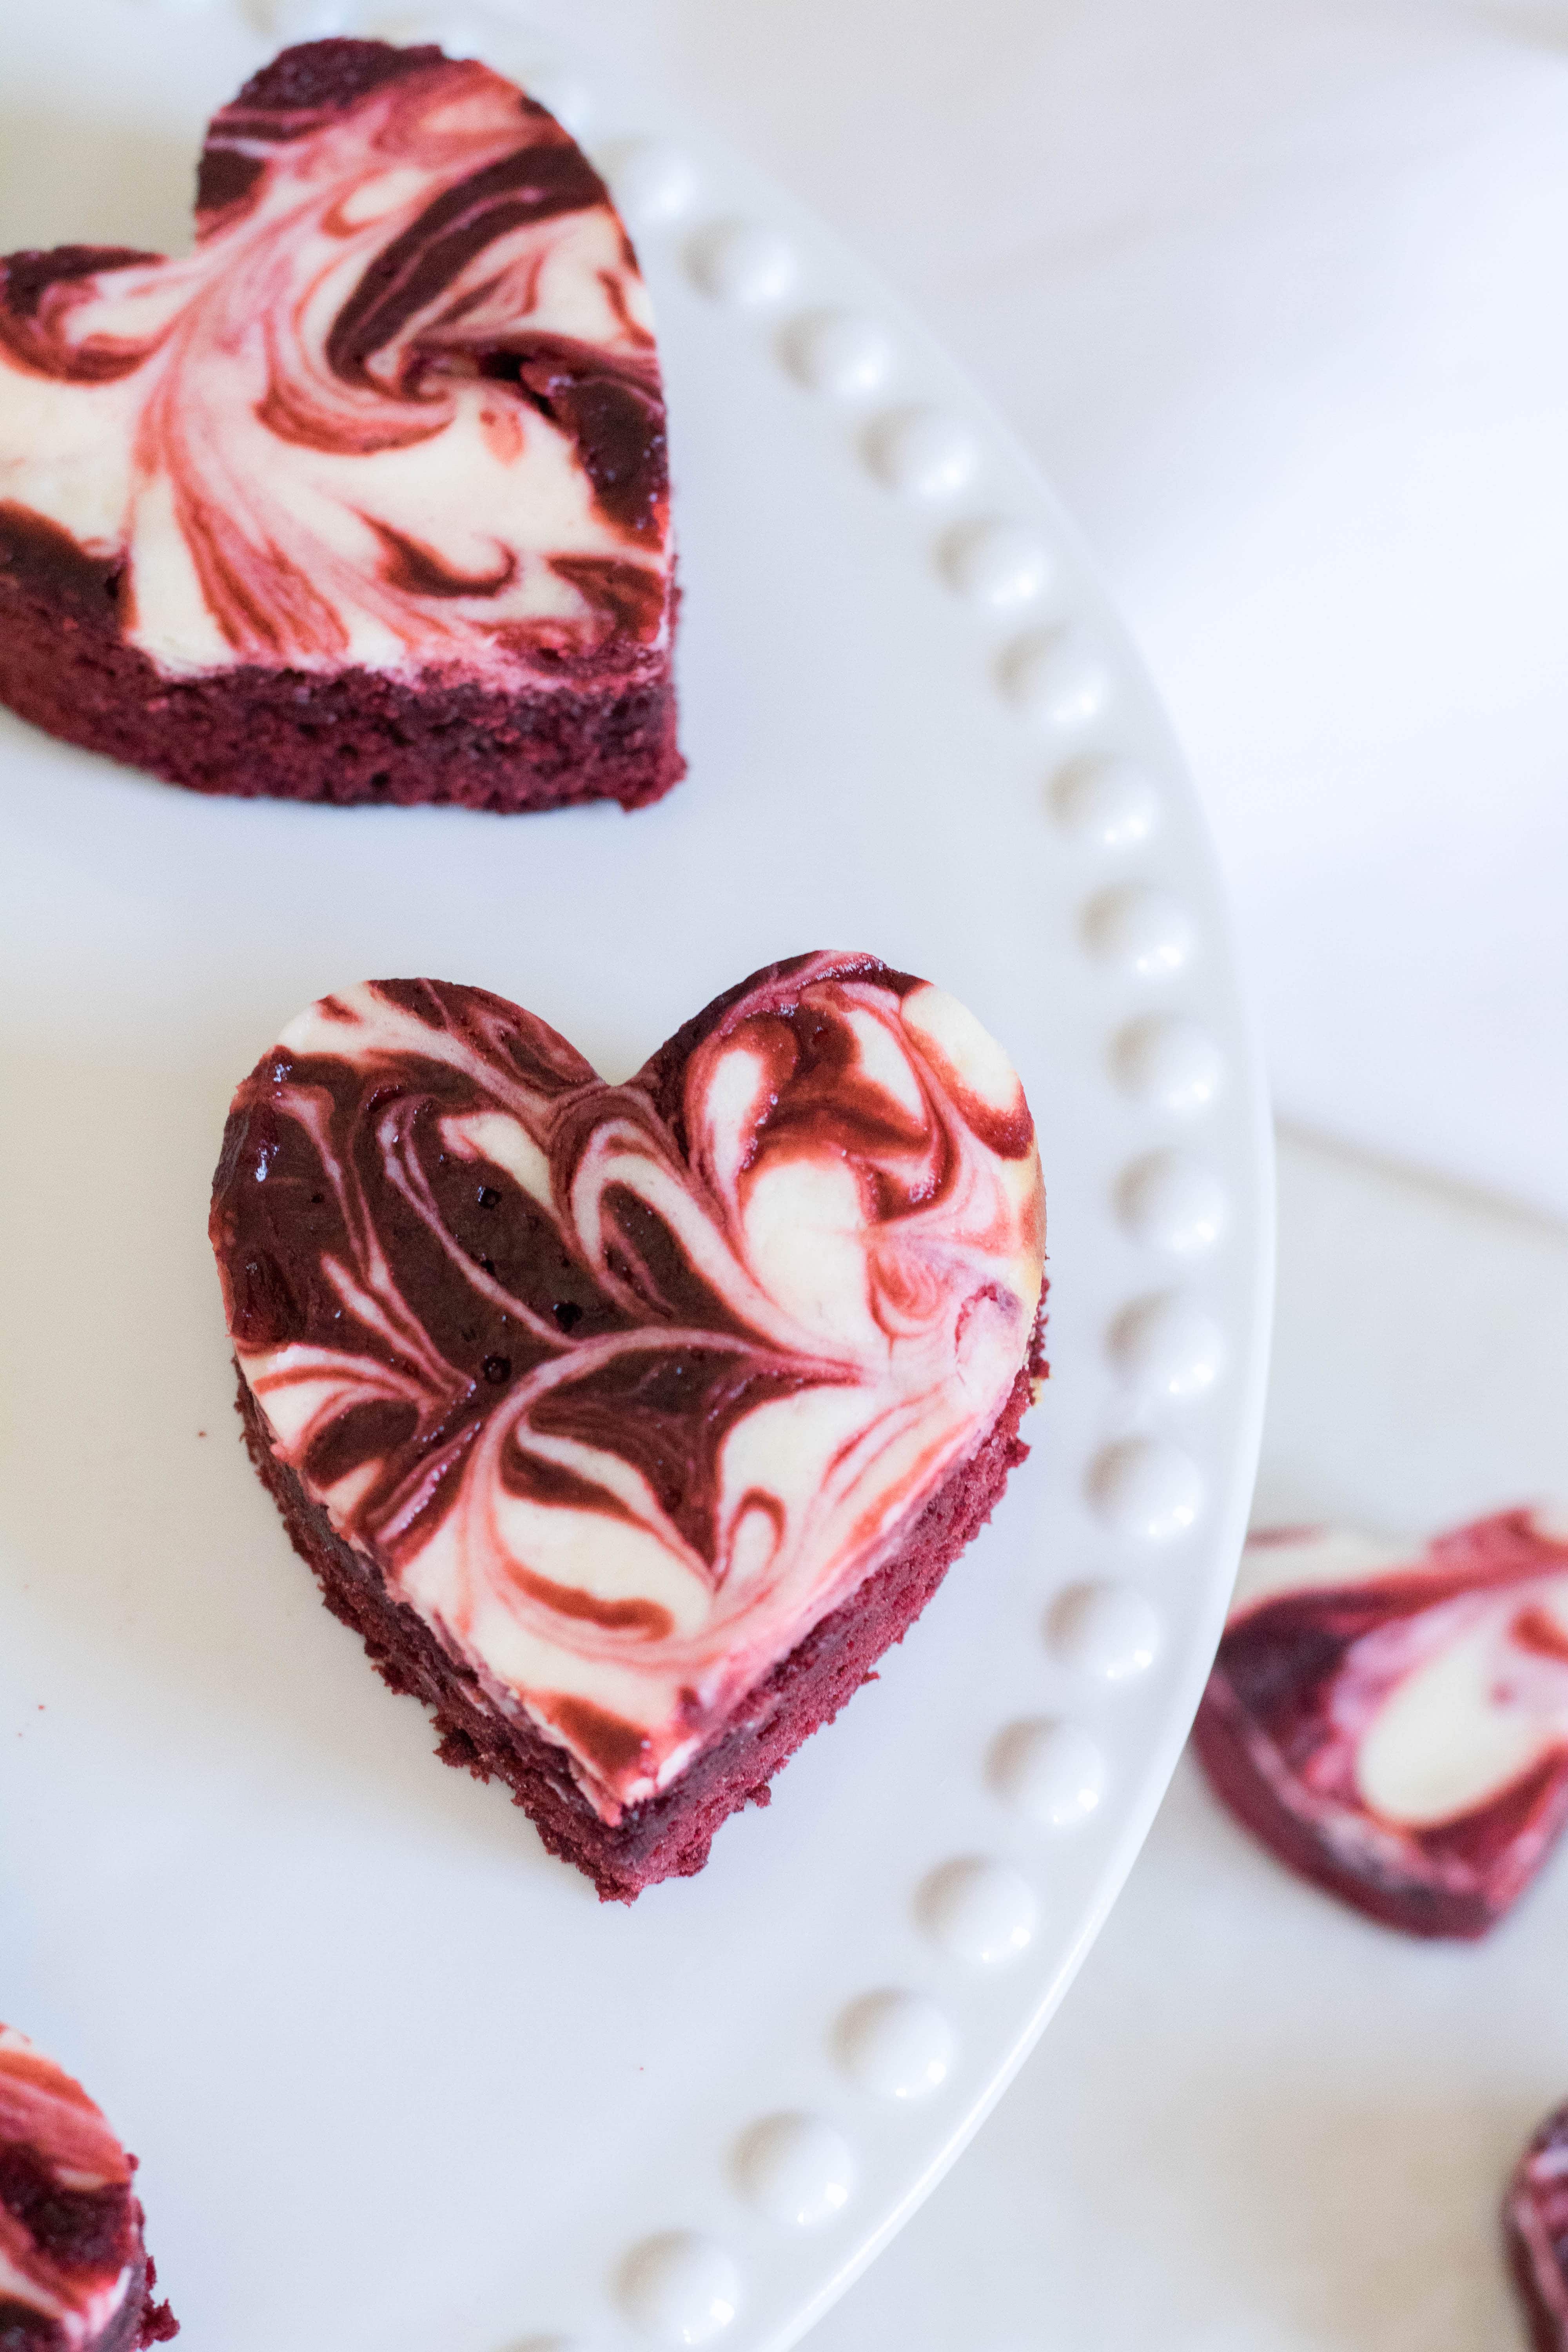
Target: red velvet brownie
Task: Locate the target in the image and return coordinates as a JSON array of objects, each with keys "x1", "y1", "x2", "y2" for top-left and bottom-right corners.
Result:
[
  {"x1": 1507, "y1": 2098, "x2": 1568, "y2": 2352},
  {"x1": 210, "y1": 953, "x2": 1047, "y2": 1898},
  {"x1": 0, "y1": 40, "x2": 679, "y2": 811},
  {"x1": 1193, "y1": 1509, "x2": 1568, "y2": 1939},
  {"x1": 0, "y1": 2025, "x2": 176, "y2": 2350}
]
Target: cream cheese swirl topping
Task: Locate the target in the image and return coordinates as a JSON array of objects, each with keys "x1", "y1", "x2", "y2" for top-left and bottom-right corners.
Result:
[
  {"x1": 211, "y1": 955, "x2": 1047, "y2": 1820},
  {"x1": 0, "y1": 40, "x2": 670, "y2": 679}
]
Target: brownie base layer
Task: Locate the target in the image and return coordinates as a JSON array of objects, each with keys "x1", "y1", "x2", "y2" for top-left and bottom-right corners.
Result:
[
  {"x1": 0, "y1": 2248, "x2": 177, "y2": 2351},
  {"x1": 1191, "y1": 1675, "x2": 1507, "y2": 1941},
  {"x1": 0, "y1": 523, "x2": 682, "y2": 813},
  {"x1": 236, "y1": 1325, "x2": 1045, "y2": 1901},
  {"x1": 109, "y1": 2247, "x2": 178, "y2": 2352}
]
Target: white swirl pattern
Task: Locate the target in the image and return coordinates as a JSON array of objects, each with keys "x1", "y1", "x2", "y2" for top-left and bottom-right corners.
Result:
[{"x1": 212, "y1": 956, "x2": 1045, "y2": 1818}]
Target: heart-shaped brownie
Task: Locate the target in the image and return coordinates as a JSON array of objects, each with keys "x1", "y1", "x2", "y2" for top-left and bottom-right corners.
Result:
[
  {"x1": 0, "y1": 2024, "x2": 177, "y2": 2349},
  {"x1": 0, "y1": 38, "x2": 679, "y2": 811},
  {"x1": 1193, "y1": 1510, "x2": 1568, "y2": 1938},
  {"x1": 211, "y1": 953, "x2": 1047, "y2": 1898}
]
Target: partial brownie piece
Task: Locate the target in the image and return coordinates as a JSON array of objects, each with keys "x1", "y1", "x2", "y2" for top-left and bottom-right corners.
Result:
[
  {"x1": 1506, "y1": 2099, "x2": 1568, "y2": 2352},
  {"x1": 0, "y1": 40, "x2": 680, "y2": 811},
  {"x1": 1193, "y1": 1510, "x2": 1568, "y2": 1938},
  {"x1": 210, "y1": 953, "x2": 1047, "y2": 1898},
  {"x1": 0, "y1": 2025, "x2": 176, "y2": 2349}
]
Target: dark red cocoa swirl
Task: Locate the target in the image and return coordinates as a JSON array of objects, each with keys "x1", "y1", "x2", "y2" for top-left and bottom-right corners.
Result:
[
  {"x1": 0, "y1": 2307, "x2": 57, "y2": 2348},
  {"x1": 193, "y1": 147, "x2": 267, "y2": 224},
  {"x1": 741, "y1": 1002, "x2": 949, "y2": 1217},
  {"x1": 1223, "y1": 1509, "x2": 1568, "y2": 1744},
  {"x1": 464, "y1": 335, "x2": 667, "y2": 543},
  {"x1": 326, "y1": 139, "x2": 610, "y2": 389},
  {"x1": 213, "y1": 967, "x2": 1001, "y2": 1585},
  {"x1": 0, "y1": 249, "x2": 163, "y2": 384},
  {"x1": 0, "y1": 2147, "x2": 164, "y2": 2352},
  {"x1": 0, "y1": 502, "x2": 122, "y2": 611},
  {"x1": 1515, "y1": 1606, "x2": 1568, "y2": 1662},
  {"x1": 212, "y1": 982, "x2": 833, "y2": 1567},
  {"x1": 643, "y1": 954, "x2": 926, "y2": 1159},
  {"x1": 1, "y1": 247, "x2": 160, "y2": 325},
  {"x1": 547, "y1": 556, "x2": 665, "y2": 644},
  {"x1": 368, "y1": 521, "x2": 517, "y2": 599},
  {"x1": 545, "y1": 1695, "x2": 654, "y2": 1779},
  {"x1": 1220, "y1": 1519, "x2": 1568, "y2": 1815},
  {"x1": 529, "y1": 1346, "x2": 819, "y2": 1566},
  {"x1": 0, "y1": 2143, "x2": 134, "y2": 2279}
]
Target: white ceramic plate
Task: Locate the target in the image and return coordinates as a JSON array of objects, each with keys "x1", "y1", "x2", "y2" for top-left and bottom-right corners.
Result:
[{"x1": 0, "y1": 8, "x2": 1272, "y2": 2348}]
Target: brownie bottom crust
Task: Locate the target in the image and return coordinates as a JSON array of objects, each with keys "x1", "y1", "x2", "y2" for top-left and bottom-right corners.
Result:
[
  {"x1": 236, "y1": 1331, "x2": 1044, "y2": 1900},
  {"x1": 0, "y1": 525, "x2": 682, "y2": 813},
  {"x1": 0, "y1": 2250, "x2": 177, "y2": 2352}
]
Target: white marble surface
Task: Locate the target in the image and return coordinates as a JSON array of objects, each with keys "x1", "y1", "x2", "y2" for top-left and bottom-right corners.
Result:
[{"x1": 805, "y1": 1126, "x2": 1568, "y2": 2350}]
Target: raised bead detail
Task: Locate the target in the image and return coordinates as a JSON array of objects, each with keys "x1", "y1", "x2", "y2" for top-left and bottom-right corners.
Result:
[
  {"x1": 864, "y1": 407, "x2": 977, "y2": 498},
  {"x1": 1051, "y1": 757, "x2": 1161, "y2": 848},
  {"x1": 604, "y1": 140, "x2": 700, "y2": 229},
  {"x1": 1084, "y1": 885, "x2": 1196, "y2": 980},
  {"x1": 1000, "y1": 628, "x2": 1110, "y2": 729},
  {"x1": 834, "y1": 1989, "x2": 955, "y2": 2099},
  {"x1": 1090, "y1": 1436, "x2": 1204, "y2": 1541},
  {"x1": 688, "y1": 221, "x2": 796, "y2": 307},
  {"x1": 780, "y1": 309, "x2": 891, "y2": 397},
  {"x1": 1046, "y1": 1583, "x2": 1162, "y2": 1682},
  {"x1": 917, "y1": 1858, "x2": 1037, "y2": 1966},
  {"x1": 1117, "y1": 1151, "x2": 1229, "y2": 1255},
  {"x1": 733, "y1": 2113, "x2": 856, "y2": 2228},
  {"x1": 1112, "y1": 1014, "x2": 1225, "y2": 1113},
  {"x1": 1109, "y1": 1292, "x2": 1225, "y2": 1400},
  {"x1": 989, "y1": 1719, "x2": 1106, "y2": 1828},
  {"x1": 617, "y1": 2233, "x2": 741, "y2": 2345},
  {"x1": 939, "y1": 518, "x2": 1053, "y2": 609}
]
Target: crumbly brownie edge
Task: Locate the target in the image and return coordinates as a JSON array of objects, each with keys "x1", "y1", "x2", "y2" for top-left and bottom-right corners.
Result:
[
  {"x1": 0, "y1": 555, "x2": 682, "y2": 813},
  {"x1": 234, "y1": 1310, "x2": 1045, "y2": 1900}
]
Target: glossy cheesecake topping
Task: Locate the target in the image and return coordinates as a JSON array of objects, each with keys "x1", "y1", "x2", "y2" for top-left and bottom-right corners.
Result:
[
  {"x1": 0, "y1": 2026, "x2": 139, "y2": 2350},
  {"x1": 1199, "y1": 1508, "x2": 1568, "y2": 1935},
  {"x1": 211, "y1": 955, "x2": 1046, "y2": 1819},
  {"x1": 0, "y1": 40, "x2": 670, "y2": 680}
]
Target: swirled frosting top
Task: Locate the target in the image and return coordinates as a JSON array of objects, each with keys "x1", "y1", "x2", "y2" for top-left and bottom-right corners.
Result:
[
  {"x1": 0, "y1": 39, "x2": 670, "y2": 679},
  {"x1": 0, "y1": 2025, "x2": 138, "y2": 2348},
  {"x1": 1231, "y1": 1512, "x2": 1568, "y2": 1828},
  {"x1": 211, "y1": 954, "x2": 1047, "y2": 1820}
]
